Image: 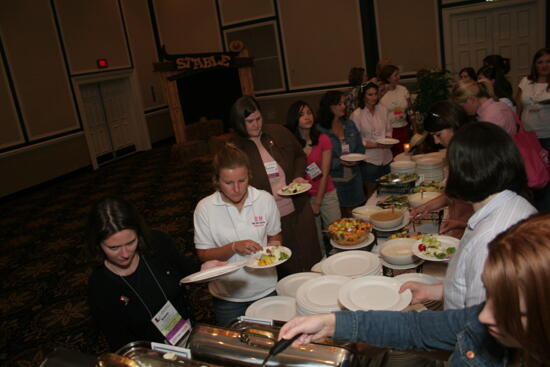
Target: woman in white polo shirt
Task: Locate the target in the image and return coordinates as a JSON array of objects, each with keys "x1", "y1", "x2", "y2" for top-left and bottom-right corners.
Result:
[{"x1": 193, "y1": 143, "x2": 282, "y2": 326}]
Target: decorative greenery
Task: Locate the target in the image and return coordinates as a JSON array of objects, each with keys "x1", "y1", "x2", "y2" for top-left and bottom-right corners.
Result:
[{"x1": 412, "y1": 68, "x2": 453, "y2": 117}]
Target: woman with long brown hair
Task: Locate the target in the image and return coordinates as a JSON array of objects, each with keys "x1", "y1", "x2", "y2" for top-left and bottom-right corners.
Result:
[{"x1": 279, "y1": 212, "x2": 550, "y2": 366}]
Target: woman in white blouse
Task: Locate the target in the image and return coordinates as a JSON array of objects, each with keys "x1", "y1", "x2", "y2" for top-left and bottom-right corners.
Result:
[{"x1": 350, "y1": 82, "x2": 393, "y2": 199}]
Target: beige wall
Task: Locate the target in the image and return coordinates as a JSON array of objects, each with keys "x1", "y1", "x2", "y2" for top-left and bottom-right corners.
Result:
[
  {"x1": 0, "y1": 0, "x2": 448, "y2": 198},
  {"x1": 55, "y1": 0, "x2": 131, "y2": 74},
  {"x1": 219, "y1": 0, "x2": 274, "y2": 25},
  {"x1": 146, "y1": 110, "x2": 173, "y2": 143},
  {"x1": 375, "y1": 0, "x2": 440, "y2": 72},
  {"x1": 0, "y1": 0, "x2": 78, "y2": 140},
  {"x1": 278, "y1": 0, "x2": 365, "y2": 88},
  {"x1": 121, "y1": 0, "x2": 166, "y2": 109},
  {"x1": 0, "y1": 135, "x2": 90, "y2": 197},
  {"x1": 153, "y1": 0, "x2": 222, "y2": 54}
]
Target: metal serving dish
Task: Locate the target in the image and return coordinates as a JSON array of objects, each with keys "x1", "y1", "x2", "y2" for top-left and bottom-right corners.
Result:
[
  {"x1": 112, "y1": 341, "x2": 222, "y2": 367},
  {"x1": 187, "y1": 321, "x2": 355, "y2": 367}
]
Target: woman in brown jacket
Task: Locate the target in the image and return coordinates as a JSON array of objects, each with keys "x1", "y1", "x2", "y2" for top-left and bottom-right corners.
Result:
[{"x1": 230, "y1": 96, "x2": 322, "y2": 277}]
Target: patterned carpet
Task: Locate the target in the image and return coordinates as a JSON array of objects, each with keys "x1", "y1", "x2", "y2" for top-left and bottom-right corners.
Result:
[{"x1": 0, "y1": 142, "x2": 216, "y2": 366}]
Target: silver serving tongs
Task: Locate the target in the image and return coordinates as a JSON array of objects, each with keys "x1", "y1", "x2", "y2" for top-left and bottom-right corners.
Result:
[{"x1": 260, "y1": 333, "x2": 302, "y2": 367}]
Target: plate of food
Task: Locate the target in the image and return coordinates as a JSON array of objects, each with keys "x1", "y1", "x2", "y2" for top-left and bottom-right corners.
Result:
[
  {"x1": 412, "y1": 234, "x2": 458, "y2": 261},
  {"x1": 278, "y1": 182, "x2": 312, "y2": 196},
  {"x1": 180, "y1": 260, "x2": 247, "y2": 283},
  {"x1": 340, "y1": 153, "x2": 367, "y2": 162},
  {"x1": 376, "y1": 137, "x2": 400, "y2": 145},
  {"x1": 246, "y1": 246, "x2": 292, "y2": 269},
  {"x1": 327, "y1": 218, "x2": 372, "y2": 246}
]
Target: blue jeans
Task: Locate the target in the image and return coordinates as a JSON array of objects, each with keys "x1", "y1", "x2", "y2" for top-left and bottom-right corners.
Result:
[{"x1": 213, "y1": 290, "x2": 277, "y2": 327}]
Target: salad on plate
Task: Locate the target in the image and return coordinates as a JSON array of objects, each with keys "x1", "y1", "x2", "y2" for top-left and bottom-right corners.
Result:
[{"x1": 413, "y1": 235, "x2": 457, "y2": 261}]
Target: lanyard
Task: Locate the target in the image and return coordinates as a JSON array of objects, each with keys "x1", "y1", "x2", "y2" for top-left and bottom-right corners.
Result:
[{"x1": 118, "y1": 256, "x2": 168, "y2": 318}]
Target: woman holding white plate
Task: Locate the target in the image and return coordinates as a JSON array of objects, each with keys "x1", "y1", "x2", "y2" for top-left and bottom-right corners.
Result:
[
  {"x1": 286, "y1": 100, "x2": 342, "y2": 257},
  {"x1": 350, "y1": 82, "x2": 393, "y2": 199},
  {"x1": 231, "y1": 96, "x2": 322, "y2": 277},
  {"x1": 402, "y1": 122, "x2": 536, "y2": 310},
  {"x1": 193, "y1": 143, "x2": 282, "y2": 326}
]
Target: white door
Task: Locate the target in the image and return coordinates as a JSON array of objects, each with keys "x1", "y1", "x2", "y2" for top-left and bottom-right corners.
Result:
[
  {"x1": 80, "y1": 78, "x2": 137, "y2": 165},
  {"x1": 100, "y1": 78, "x2": 135, "y2": 151},
  {"x1": 444, "y1": 0, "x2": 543, "y2": 90},
  {"x1": 80, "y1": 83, "x2": 113, "y2": 157}
]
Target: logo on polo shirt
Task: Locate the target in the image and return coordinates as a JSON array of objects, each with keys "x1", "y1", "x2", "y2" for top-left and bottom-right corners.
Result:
[{"x1": 252, "y1": 216, "x2": 266, "y2": 227}]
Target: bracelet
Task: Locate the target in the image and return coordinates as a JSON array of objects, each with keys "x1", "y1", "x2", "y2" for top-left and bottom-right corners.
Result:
[{"x1": 231, "y1": 241, "x2": 237, "y2": 253}]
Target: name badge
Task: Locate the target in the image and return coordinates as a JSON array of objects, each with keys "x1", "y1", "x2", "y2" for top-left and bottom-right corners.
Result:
[
  {"x1": 252, "y1": 215, "x2": 266, "y2": 227},
  {"x1": 152, "y1": 301, "x2": 191, "y2": 345},
  {"x1": 305, "y1": 162, "x2": 322, "y2": 180},
  {"x1": 264, "y1": 161, "x2": 280, "y2": 179},
  {"x1": 341, "y1": 143, "x2": 350, "y2": 155}
]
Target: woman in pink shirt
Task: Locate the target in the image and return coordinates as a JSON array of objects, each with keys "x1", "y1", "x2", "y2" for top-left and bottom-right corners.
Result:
[
  {"x1": 287, "y1": 101, "x2": 341, "y2": 257},
  {"x1": 451, "y1": 80, "x2": 516, "y2": 135}
]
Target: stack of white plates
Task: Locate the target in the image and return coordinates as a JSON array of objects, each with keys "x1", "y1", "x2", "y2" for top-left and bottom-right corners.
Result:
[
  {"x1": 390, "y1": 160, "x2": 416, "y2": 175},
  {"x1": 276, "y1": 272, "x2": 322, "y2": 298},
  {"x1": 320, "y1": 250, "x2": 382, "y2": 278},
  {"x1": 415, "y1": 157, "x2": 444, "y2": 182},
  {"x1": 245, "y1": 296, "x2": 297, "y2": 321},
  {"x1": 338, "y1": 276, "x2": 412, "y2": 311},
  {"x1": 295, "y1": 275, "x2": 350, "y2": 315}
]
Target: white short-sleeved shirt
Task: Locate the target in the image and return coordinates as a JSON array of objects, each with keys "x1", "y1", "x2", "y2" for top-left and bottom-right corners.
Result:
[
  {"x1": 194, "y1": 186, "x2": 281, "y2": 302},
  {"x1": 350, "y1": 105, "x2": 393, "y2": 166},
  {"x1": 380, "y1": 84, "x2": 410, "y2": 128},
  {"x1": 443, "y1": 190, "x2": 536, "y2": 309},
  {"x1": 519, "y1": 76, "x2": 550, "y2": 138}
]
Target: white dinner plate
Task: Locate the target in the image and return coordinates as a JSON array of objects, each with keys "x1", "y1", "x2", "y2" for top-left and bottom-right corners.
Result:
[
  {"x1": 296, "y1": 275, "x2": 350, "y2": 312},
  {"x1": 246, "y1": 246, "x2": 292, "y2": 269},
  {"x1": 372, "y1": 211, "x2": 411, "y2": 232},
  {"x1": 276, "y1": 272, "x2": 322, "y2": 297},
  {"x1": 340, "y1": 153, "x2": 367, "y2": 162},
  {"x1": 245, "y1": 296, "x2": 297, "y2": 321},
  {"x1": 412, "y1": 235, "x2": 459, "y2": 262},
  {"x1": 338, "y1": 276, "x2": 412, "y2": 311},
  {"x1": 321, "y1": 250, "x2": 381, "y2": 278},
  {"x1": 277, "y1": 183, "x2": 312, "y2": 196},
  {"x1": 180, "y1": 260, "x2": 247, "y2": 283},
  {"x1": 376, "y1": 138, "x2": 400, "y2": 145},
  {"x1": 380, "y1": 258, "x2": 424, "y2": 270},
  {"x1": 394, "y1": 273, "x2": 441, "y2": 285},
  {"x1": 330, "y1": 233, "x2": 375, "y2": 250}
]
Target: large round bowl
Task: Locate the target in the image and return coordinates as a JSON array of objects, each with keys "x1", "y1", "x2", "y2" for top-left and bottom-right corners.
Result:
[
  {"x1": 327, "y1": 218, "x2": 372, "y2": 246},
  {"x1": 370, "y1": 209, "x2": 404, "y2": 229},
  {"x1": 379, "y1": 238, "x2": 417, "y2": 265},
  {"x1": 352, "y1": 205, "x2": 382, "y2": 222},
  {"x1": 408, "y1": 191, "x2": 441, "y2": 208}
]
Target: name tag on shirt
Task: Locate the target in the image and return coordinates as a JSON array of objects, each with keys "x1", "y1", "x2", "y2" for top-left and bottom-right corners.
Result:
[
  {"x1": 305, "y1": 162, "x2": 322, "y2": 180},
  {"x1": 252, "y1": 215, "x2": 266, "y2": 227},
  {"x1": 264, "y1": 161, "x2": 280, "y2": 180},
  {"x1": 341, "y1": 143, "x2": 350, "y2": 155},
  {"x1": 152, "y1": 301, "x2": 191, "y2": 345}
]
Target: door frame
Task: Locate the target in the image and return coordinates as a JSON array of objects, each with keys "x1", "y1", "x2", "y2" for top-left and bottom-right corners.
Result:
[
  {"x1": 442, "y1": 0, "x2": 546, "y2": 75},
  {"x1": 72, "y1": 69, "x2": 151, "y2": 169}
]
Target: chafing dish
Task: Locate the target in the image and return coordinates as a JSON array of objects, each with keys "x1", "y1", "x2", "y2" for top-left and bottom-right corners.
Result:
[
  {"x1": 110, "y1": 341, "x2": 221, "y2": 367},
  {"x1": 187, "y1": 321, "x2": 356, "y2": 367}
]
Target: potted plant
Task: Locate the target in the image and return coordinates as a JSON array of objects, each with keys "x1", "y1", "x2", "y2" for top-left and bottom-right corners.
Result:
[{"x1": 411, "y1": 69, "x2": 453, "y2": 130}]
